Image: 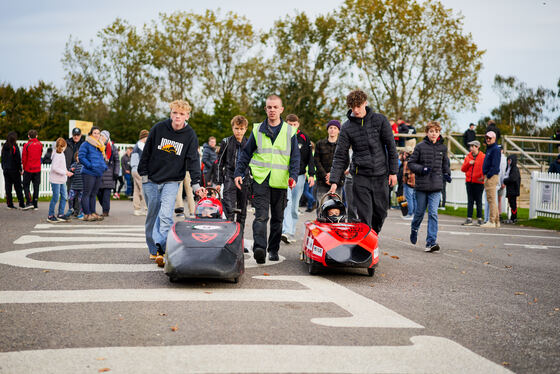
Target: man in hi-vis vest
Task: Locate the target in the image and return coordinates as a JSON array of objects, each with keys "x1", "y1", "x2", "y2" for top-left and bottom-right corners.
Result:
[{"x1": 234, "y1": 95, "x2": 300, "y2": 264}]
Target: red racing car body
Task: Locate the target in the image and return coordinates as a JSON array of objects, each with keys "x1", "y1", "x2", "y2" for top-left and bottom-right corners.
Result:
[{"x1": 301, "y1": 220, "x2": 379, "y2": 276}]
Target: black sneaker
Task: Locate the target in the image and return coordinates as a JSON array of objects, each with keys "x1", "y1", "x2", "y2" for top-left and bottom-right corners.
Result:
[
  {"x1": 268, "y1": 252, "x2": 279, "y2": 261},
  {"x1": 410, "y1": 229, "x2": 418, "y2": 245},
  {"x1": 6, "y1": 205, "x2": 17, "y2": 210},
  {"x1": 461, "y1": 218, "x2": 474, "y2": 226},
  {"x1": 253, "y1": 247, "x2": 266, "y2": 264},
  {"x1": 425, "y1": 244, "x2": 440, "y2": 252},
  {"x1": 174, "y1": 207, "x2": 184, "y2": 214},
  {"x1": 22, "y1": 204, "x2": 34, "y2": 211},
  {"x1": 56, "y1": 215, "x2": 68, "y2": 222},
  {"x1": 47, "y1": 216, "x2": 59, "y2": 223}
]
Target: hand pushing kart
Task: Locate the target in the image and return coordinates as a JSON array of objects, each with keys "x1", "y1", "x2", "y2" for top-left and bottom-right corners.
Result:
[
  {"x1": 164, "y1": 187, "x2": 244, "y2": 283},
  {"x1": 301, "y1": 193, "x2": 379, "y2": 276}
]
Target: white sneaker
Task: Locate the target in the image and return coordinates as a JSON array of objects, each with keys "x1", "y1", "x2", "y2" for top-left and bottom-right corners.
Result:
[
  {"x1": 134, "y1": 210, "x2": 143, "y2": 216},
  {"x1": 479, "y1": 222, "x2": 496, "y2": 228}
]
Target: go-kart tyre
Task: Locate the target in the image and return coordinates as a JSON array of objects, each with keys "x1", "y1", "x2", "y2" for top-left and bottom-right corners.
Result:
[
  {"x1": 367, "y1": 267, "x2": 375, "y2": 277},
  {"x1": 169, "y1": 277, "x2": 179, "y2": 283},
  {"x1": 307, "y1": 260, "x2": 321, "y2": 275}
]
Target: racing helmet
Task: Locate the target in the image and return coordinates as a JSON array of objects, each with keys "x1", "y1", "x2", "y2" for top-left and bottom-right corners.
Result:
[
  {"x1": 318, "y1": 194, "x2": 346, "y2": 223},
  {"x1": 195, "y1": 196, "x2": 223, "y2": 219}
]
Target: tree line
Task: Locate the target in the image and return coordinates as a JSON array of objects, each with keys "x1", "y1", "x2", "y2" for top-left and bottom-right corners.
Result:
[{"x1": 1, "y1": 0, "x2": 556, "y2": 144}]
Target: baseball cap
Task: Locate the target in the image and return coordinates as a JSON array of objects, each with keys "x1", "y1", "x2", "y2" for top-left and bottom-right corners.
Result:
[{"x1": 72, "y1": 128, "x2": 81, "y2": 136}]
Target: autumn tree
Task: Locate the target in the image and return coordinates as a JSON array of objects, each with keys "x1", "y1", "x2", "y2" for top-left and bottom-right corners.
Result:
[
  {"x1": 337, "y1": 0, "x2": 484, "y2": 127},
  {"x1": 62, "y1": 18, "x2": 158, "y2": 143},
  {"x1": 262, "y1": 11, "x2": 345, "y2": 139}
]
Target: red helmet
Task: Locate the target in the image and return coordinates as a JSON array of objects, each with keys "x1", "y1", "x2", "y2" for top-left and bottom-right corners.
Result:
[{"x1": 195, "y1": 197, "x2": 223, "y2": 219}]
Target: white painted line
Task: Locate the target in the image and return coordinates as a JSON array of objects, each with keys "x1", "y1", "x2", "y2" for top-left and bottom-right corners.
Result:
[
  {"x1": 14, "y1": 235, "x2": 146, "y2": 244},
  {"x1": 31, "y1": 228, "x2": 144, "y2": 235},
  {"x1": 0, "y1": 243, "x2": 282, "y2": 272},
  {"x1": 504, "y1": 243, "x2": 560, "y2": 249},
  {"x1": 34, "y1": 224, "x2": 143, "y2": 229},
  {"x1": 0, "y1": 336, "x2": 512, "y2": 374},
  {"x1": 393, "y1": 222, "x2": 558, "y2": 233},
  {"x1": 439, "y1": 230, "x2": 559, "y2": 240},
  {"x1": 0, "y1": 275, "x2": 422, "y2": 328}
]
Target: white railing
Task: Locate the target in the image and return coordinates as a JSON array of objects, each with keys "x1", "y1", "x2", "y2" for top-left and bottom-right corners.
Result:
[{"x1": 529, "y1": 172, "x2": 560, "y2": 219}]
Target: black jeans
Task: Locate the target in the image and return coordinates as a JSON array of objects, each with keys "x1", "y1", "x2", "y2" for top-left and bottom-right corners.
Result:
[
  {"x1": 97, "y1": 188, "x2": 112, "y2": 214},
  {"x1": 252, "y1": 178, "x2": 287, "y2": 254},
  {"x1": 4, "y1": 171, "x2": 25, "y2": 208},
  {"x1": 353, "y1": 174, "x2": 390, "y2": 234},
  {"x1": 23, "y1": 171, "x2": 41, "y2": 207},
  {"x1": 508, "y1": 196, "x2": 518, "y2": 220},
  {"x1": 222, "y1": 177, "x2": 249, "y2": 228},
  {"x1": 81, "y1": 174, "x2": 101, "y2": 215},
  {"x1": 465, "y1": 182, "x2": 484, "y2": 219}
]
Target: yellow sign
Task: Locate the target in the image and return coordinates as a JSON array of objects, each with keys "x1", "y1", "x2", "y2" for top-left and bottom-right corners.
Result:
[{"x1": 69, "y1": 120, "x2": 94, "y2": 138}]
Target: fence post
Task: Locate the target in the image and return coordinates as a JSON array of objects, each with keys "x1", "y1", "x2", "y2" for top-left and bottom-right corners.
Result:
[{"x1": 529, "y1": 171, "x2": 537, "y2": 219}]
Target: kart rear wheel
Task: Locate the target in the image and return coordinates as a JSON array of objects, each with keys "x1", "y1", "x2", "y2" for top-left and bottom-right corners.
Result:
[
  {"x1": 307, "y1": 260, "x2": 321, "y2": 275},
  {"x1": 367, "y1": 267, "x2": 375, "y2": 277}
]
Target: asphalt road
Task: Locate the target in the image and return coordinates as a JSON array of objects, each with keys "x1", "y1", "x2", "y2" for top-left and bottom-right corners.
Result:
[{"x1": 0, "y1": 200, "x2": 559, "y2": 373}]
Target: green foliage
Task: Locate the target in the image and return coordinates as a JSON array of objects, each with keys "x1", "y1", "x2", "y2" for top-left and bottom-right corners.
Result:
[{"x1": 337, "y1": 0, "x2": 484, "y2": 126}]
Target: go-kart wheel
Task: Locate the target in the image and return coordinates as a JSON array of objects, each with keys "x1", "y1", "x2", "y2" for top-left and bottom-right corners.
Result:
[
  {"x1": 169, "y1": 277, "x2": 179, "y2": 283},
  {"x1": 367, "y1": 267, "x2": 375, "y2": 277},
  {"x1": 307, "y1": 260, "x2": 321, "y2": 275}
]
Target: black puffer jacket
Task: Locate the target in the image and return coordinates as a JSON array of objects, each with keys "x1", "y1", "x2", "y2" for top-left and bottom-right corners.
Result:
[
  {"x1": 408, "y1": 136, "x2": 450, "y2": 192},
  {"x1": 503, "y1": 154, "x2": 521, "y2": 197},
  {"x1": 99, "y1": 142, "x2": 120, "y2": 189},
  {"x1": 314, "y1": 138, "x2": 338, "y2": 186},
  {"x1": 214, "y1": 135, "x2": 249, "y2": 184},
  {"x1": 330, "y1": 107, "x2": 398, "y2": 185}
]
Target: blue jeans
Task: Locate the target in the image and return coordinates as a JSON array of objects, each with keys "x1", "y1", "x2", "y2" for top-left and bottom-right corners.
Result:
[
  {"x1": 49, "y1": 183, "x2": 67, "y2": 217},
  {"x1": 411, "y1": 190, "x2": 441, "y2": 247},
  {"x1": 124, "y1": 173, "x2": 133, "y2": 196},
  {"x1": 282, "y1": 174, "x2": 306, "y2": 237},
  {"x1": 404, "y1": 184, "x2": 416, "y2": 217},
  {"x1": 303, "y1": 180, "x2": 314, "y2": 209},
  {"x1": 143, "y1": 181, "x2": 180, "y2": 255}
]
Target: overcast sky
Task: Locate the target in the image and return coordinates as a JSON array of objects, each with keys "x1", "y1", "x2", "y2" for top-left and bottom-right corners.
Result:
[{"x1": 1, "y1": 0, "x2": 559, "y2": 130}]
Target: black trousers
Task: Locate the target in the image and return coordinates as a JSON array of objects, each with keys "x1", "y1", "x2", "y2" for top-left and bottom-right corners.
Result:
[
  {"x1": 222, "y1": 178, "x2": 249, "y2": 228},
  {"x1": 23, "y1": 171, "x2": 41, "y2": 207},
  {"x1": 97, "y1": 188, "x2": 112, "y2": 213},
  {"x1": 252, "y1": 178, "x2": 287, "y2": 254},
  {"x1": 466, "y1": 182, "x2": 484, "y2": 219},
  {"x1": 508, "y1": 196, "x2": 518, "y2": 220},
  {"x1": 3, "y1": 171, "x2": 25, "y2": 208},
  {"x1": 353, "y1": 174, "x2": 390, "y2": 234}
]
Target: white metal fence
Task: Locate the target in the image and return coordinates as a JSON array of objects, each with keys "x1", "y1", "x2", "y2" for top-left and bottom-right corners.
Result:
[{"x1": 529, "y1": 172, "x2": 560, "y2": 219}]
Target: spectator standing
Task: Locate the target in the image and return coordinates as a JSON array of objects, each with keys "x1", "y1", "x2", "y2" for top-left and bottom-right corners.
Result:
[
  {"x1": 121, "y1": 146, "x2": 133, "y2": 197},
  {"x1": 97, "y1": 130, "x2": 119, "y2": 217},
  {"x1": 47, "y1": 138, "x2": 73, "y2": 222},
  {"x1": 138, "y1": 100, "x2": 205, "y2": 266},
  {"x1": 130, "y1": 130, "x2": 149, "y2": 215},
  {"x1": 404, "y1": 122, "x2": 417, "y2": 149},
  {"x1": 202, "y1": 136, "x2": 218, "y2": 187},
  {"x1": 329, "y1": 90, "x2": 398, "y2": 234},
  {"x1": 214, "y1": 115, "x2": 251, "y2": 231},
  {"x1": 551, "y1": 128, "x2": 560, "y2": 153},
  {"x1": 463, "y1": 123, "x2": 477, "y2": 148},
  {"x1": 461, "y1": 140, "x2": 485, "y2": 225},
  {"x1": 281, "y1": 114, "x2": 315, "y2": 244},
  {"x1": 79, "y1": 126, "x2": 108, "y2": 222},
  {"x1": 21, "y1": 129, "x2": 43, "y2": 210},
  {"x1": 480, "y1": 131, "x2": 501, "y2": 228},
  {"x1": 234, "y1": 95, "x2": 300, "y2": 264},
  {"x1": 315, "y1": 120, "x2": 342, "y2": 198},
  {"x1": 42, "y1": 148, "x2": 53, "y2": 165},
  {"x1": 407, "y1": 121, "x2": 451, "y2": 252},
  {"x1": 65, "y1": 152, "x2": 84, "y2": 219},
  {"x1": 64, "y1": 128, "x2": 84, "y2": 216},
  {"x1": 549, "y1": 154, "x2": 560, "y2": 173},
  {"x1": 2, "y1": 132, "x2": 25, "y2": 209},
  {"x1": 503, "y1": 154, "x2": 521, "y2": 223},
  {"x1": 397, "y1": 119, "x2": 408, "y2": 147},
  {"x1": 497, "y1": 146, "x2": 507, "y2": 221},
  {"x1": 391, "y1": 119, "x2": 399, "y2": 146},
  {"x1": 402, "y1": 146, "x2": 416, "y2": 219}
]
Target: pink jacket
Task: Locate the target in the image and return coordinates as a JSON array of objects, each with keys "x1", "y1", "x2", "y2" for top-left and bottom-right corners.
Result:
[{"x1": 49, "y1": 152, "x2": 68, "y2": 184}]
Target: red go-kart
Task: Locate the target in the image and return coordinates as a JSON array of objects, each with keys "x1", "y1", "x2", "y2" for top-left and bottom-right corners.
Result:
[{"x1": 301, "y1": 194, "x2": 379, "y2": 276}]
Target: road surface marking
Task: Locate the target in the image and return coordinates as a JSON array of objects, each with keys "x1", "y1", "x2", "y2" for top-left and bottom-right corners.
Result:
[
  {"x1": 0, "y1": 275, "x2": 422, "y2": 328},
  {"x1": 0, "y1": 243, "x2": 282, "y2": 272},
  {"x1": 504, "y1": 243, "x2": 560, "y2": 249},
  {"x1": 0, "y1": 336, "x2": 512, "y2": 374},
  {"x1": 14, "y1": 235, "x2": 146, "y2": 244},
  {"x1": 440, "y1": 230, "x2": 559, "y2": 240},
  {"x1": 393, "y1": 222, "x2": 558, "y2": 233}
]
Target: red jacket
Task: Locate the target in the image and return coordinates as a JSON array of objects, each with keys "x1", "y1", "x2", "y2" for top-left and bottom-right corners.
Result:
[
  {"x1": 22, "y1": 138, "x2": 43, "y2": 173},
  {"x1": 461, "y1": 151, "x2": 485, "y2": 184}
]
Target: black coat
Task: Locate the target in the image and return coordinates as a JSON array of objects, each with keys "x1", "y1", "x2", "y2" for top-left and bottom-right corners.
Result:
[
  {"x1": 1, "y1": 143, "x2": 22, "y2": 172},
  {"x1": 99, "y1": 142, "x2": 120, "y2": 189},
  {"x1": 64, "y1": 136, "x2": 84, "y2": 168},
  {"x1": 330, "y1": 107, "x2": 398, "y2": 186},
  {"x1": 463, "y1": 129, "x2": 476, "y2": 148},
  {"x1": 215, "y1": 135, "x2": 249, "y2": 184},
  {"x1": 549, "y1": 156, "x2": 560, "y2": 173},
  {"x1": 408, "y1": 136, "x2": 450, "y2": 192},
  {"x1": 503, "y1": 155, "x2": 521, "y2": 197},
  {"x1": 314, "y1": 138, "x2": 338, "y2": 186}
]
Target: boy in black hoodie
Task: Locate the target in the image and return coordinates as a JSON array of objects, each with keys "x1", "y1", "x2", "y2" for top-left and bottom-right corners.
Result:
[
  {"x1": 214, "y1": 115, "x2": 250, "y2": 231},
  {"x1": 503, "y1": 154, "x2": 521, "y2": 223},
  {"x1": 138, "y1": 100, "x2": 205, "y2": 267}
]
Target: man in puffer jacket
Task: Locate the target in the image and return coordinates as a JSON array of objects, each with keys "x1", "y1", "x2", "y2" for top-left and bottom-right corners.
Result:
[
  {"x1": 407, "y1": 121, "x2": 451, "y2": 252},
  {"x1": 329, "y1": 90, "x2": 398, "y2": 234}
]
